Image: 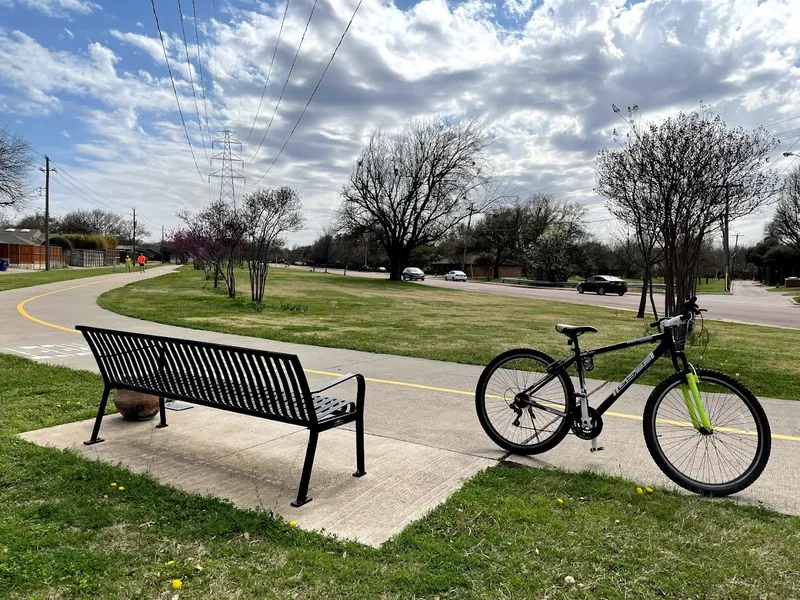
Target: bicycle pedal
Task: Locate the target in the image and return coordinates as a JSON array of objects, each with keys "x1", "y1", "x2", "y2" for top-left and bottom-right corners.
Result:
[{"x1": 590, "y1": 446, "x2": 604, "y2": 453}]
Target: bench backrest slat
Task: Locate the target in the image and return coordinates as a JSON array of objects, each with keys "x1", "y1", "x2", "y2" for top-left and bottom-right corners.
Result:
[{"x1": 77, "y1": 326, "x2": 317, "y2": 425}]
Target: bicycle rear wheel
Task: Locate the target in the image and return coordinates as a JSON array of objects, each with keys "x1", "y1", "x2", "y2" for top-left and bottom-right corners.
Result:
[
  {"x1": 476, "y1": 348, "x2": 574, "y2": 455},
  {"x1": 643, "y1": 369, "x2": 771, "y2": 496}
]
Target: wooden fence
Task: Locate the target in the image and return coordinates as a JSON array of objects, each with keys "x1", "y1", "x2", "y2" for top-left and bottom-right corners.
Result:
[{"x1": 0, "y1": 244, "x2": 67, "y2": 269}]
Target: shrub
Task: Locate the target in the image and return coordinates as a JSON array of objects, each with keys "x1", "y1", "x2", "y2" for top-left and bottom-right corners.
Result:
[{"x1": 49, "y1": 236, "x2": 73, "y2": 250}]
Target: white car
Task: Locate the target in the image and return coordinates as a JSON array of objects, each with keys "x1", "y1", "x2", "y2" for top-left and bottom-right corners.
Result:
[{"x1": 445, "y1": 270, "x2": 467, "y2": 282}]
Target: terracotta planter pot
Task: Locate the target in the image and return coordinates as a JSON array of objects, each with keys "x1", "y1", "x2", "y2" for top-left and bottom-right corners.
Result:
[{"x1": 114, "y1": 389, "x2": 160, "y2": 421}]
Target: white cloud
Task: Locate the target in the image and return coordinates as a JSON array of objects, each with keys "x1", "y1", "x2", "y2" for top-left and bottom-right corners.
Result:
[
  {"x1": 1, "y1": 0, "x2": 799, "y2": 245},
  {"x1": 136, "y1": 21, "x2": 144, "y2": 28},
  {"x1": 61, "y1": 129, "x2": 70, "y2": 138},
  {"x1": 0, "y1": 0, "x2": 100, "y2": 18},
  {"x1": 63, "y1": 27, "x2": 74, "y2": 39}
]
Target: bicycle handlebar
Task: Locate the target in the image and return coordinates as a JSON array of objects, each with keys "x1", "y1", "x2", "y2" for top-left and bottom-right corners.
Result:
[{"x1": 649, "y1": 297, "x2": 703, "y2": 329}]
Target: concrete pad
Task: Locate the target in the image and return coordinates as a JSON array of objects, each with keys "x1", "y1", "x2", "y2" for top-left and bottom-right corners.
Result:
[{"x1": 20, "y1": 405, "x2": 494, "y2": 547}]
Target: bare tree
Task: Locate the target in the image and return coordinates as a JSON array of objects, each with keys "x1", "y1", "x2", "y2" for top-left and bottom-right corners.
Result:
[
  {"x1": 0, "y1": 124, "x2": 32, "y2": 210},
  {"x1": 15, "y1": 211, "x2": 62, "y2": 232},
  {"x1": 518, "y1": 194, "x2": 585, "y2": 278},
  {"x1": 597, "y1": 106, "x2": 780, "y2": 317},
  {"x1": 772, "y1": 164, "x2": 800, "y2": 256},
  {"x1": 177, "y1": 201, "x2": 245, "y2": 296},
  {"x1": 340, "y1": 117, "x2": 497, "y2": 280},
  {"x1": 473, "y1": 202, "x2": 526, "y2": 279},
  {"x1": 310, "y1": 225, "x2": 337, "y2": 273},
  {"x1": 242, "y1": 187, "x2": 304, "y2": 304},
  {"x1": 333, "y1": 233, "x2": 362, "y2": 275}
]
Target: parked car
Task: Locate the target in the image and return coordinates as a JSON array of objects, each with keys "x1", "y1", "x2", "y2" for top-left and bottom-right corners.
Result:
[
  {"x1": 577, "y1": 275, "x2": 628, "y2": 296},
  {"x1": 402, "y1": 267, "x2": 425, "y2": 281},
  {"x1": 445, "y1": 270, "x2": 467, "y2": 282},
  {"x1": 358, "y1": 265, "x2": 371, "y2": 272},
  {"x1": 376, "y1": 266, "x2": 386, "y2": 273}
]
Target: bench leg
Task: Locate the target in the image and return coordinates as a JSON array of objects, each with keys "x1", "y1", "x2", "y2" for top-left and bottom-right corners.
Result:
[
  {"x1": 353, "y1": 411, "x2": 366, "y2": 478},
  {"x1": 84, "y1": 386, "x2": 111, "y2": 445},
  {"x1": 291, "y1": 430, "x2": 318, "y2": 507},
  {"x1": 155, "y1": 396, "x2": 168, "y2": 429}
]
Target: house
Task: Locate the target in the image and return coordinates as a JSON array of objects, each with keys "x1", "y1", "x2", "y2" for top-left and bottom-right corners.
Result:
[
  {"x1": 1, "y1": 229, "x2": 66, "y2": 269},
  {"x1": 1, "y1": 228, "x2": 44, "y2": 245}
]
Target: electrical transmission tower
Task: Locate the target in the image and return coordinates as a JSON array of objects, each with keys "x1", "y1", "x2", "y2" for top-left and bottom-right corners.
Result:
[{"x1": 210, "y1": 130, "x2": 245, "y2": 206}]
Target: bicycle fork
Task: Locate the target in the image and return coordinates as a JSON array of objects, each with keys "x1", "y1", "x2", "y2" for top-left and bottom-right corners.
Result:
[{"x1": 680, "y1": 365, "x2": 713, "y2": 433}]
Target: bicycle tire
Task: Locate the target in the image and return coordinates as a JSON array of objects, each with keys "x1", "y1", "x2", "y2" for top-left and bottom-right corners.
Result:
[
  {"x1": 643, "y1": 369, "x2": 770, "y2": 496},
  {"x1": 476, "y1": 348, "x2": 574, "y2": 455}
]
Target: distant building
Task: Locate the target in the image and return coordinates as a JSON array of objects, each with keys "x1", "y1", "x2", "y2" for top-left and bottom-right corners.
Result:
[
  {"x1": 430, "y1": 255, "x2": 522, "y2": 279},
  {"x1": 1, "y1": 228, "x2": 44, "y2": 245}
]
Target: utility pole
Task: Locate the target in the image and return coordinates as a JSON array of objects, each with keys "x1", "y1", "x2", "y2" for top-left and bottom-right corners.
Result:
[
  {"x1": 461, "y1": 202, "x2": 476, "y2": 273},
  {"x1": 713, "y1": 183, "x2": 743, "y2": 293},
  {"x1": 38, "y1": 156, "x2": 56, "y2": 271},
  {"x1": 132, "y1": 208, "x2": 137, "y2": 257}
]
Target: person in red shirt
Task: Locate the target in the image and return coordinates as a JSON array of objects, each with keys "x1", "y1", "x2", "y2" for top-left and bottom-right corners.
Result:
[{"x1": 138, "y1": 253, "x2": 146, "y2": 273}]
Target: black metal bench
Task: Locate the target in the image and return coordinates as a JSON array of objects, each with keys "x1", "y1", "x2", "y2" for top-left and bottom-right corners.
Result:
[{"x1": 76, "y1": 325, "x2": 366, "y2": 507}]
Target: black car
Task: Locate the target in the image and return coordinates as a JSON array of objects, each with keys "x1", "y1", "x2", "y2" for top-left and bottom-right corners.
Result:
[{"x1": 577, "y1": 275, "x2": 627, "y2": 296}]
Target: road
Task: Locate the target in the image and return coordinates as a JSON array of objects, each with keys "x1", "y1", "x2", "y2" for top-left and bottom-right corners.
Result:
[
  {"x1": 305, "y1": 267, "x2": 798, "y2": 329},
  {"x1": 2, "y1": 269, "x2": 800, "y2": 541}
]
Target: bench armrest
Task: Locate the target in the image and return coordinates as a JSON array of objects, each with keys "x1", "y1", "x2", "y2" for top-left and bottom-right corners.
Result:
[{"x1": 310, "y1": 372, "x2": 364, "y2": 395}]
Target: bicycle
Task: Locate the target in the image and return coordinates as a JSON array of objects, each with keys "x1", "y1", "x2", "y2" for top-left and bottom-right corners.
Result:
[{"x1": 475, "y1": 297, "x2": 771, "y2": 496}]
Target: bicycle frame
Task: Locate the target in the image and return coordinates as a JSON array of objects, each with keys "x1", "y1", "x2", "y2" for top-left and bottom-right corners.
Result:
[{"x1": 523, "y1": 328, "x2": 691, "y2": 417}]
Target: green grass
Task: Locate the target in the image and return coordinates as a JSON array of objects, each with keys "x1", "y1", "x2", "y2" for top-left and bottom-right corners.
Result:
[
  {"x1": 0, "y1": 263, "x2": 169, "y2": 292},
  {"x1": 98, "y1": 268, "x2": 800, "y2": 400},
  {"x1": 2, "y1": 353, "x2": 800, "y2": 599}
]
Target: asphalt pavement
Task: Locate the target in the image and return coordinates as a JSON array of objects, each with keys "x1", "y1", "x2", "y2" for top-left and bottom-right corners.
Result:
[
  {"x1": 3, "y1": 269, "x2": 800, "y2": 544},
  {"x1": 309, "y1": 267, "x2": 799, "y2": 329}
]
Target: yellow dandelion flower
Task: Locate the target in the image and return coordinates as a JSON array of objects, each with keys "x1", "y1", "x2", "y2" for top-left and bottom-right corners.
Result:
[
  {"x1": 118, "y1": 486, "x2": 125, "y2": 491},
  {"x1": 646, "y1": 487, "x2": 654, "y2": 494},
  {"x1": 289, "y1": 521, "x2": 298, "y2": 528},
  {"x1": 166, "y1": 560, "x2": 175, "y2": 566},
  {"x1": 557, "y1": 498, "x2": 564, "y2": 504},
  {"x1": 111, "y1": 483, "x2": 117, "y2": 487},
  {"x1": 636, "y1": 487, "x2": 644, "y2": 495},
  {"x1": 172, "y1": 579, "x2": 183, "y2": 590},
  {"x1": 56, "y1": 404, "x2": 61, "y2": 408}
]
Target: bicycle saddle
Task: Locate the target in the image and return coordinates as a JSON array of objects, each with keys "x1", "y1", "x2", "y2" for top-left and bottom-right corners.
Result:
[{"x1": 555, "y1": 324, "x2": 598, "y2": 336}]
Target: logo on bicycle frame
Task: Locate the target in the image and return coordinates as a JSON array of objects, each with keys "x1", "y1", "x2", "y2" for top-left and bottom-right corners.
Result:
[{"x1": 612, "y1": 352, "x2": 655, "y2": 396}]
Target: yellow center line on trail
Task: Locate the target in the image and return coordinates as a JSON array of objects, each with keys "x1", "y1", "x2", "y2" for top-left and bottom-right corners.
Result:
[
  {"x1": 17, "y1": 283, "x2": 800, "y2": 444},
  {"x1": 17, "y1": 277, "x2": 125, "y2": 334}
]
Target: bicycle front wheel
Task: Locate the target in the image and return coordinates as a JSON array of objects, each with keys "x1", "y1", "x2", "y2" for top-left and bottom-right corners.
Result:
[
  {"x1": 476, "y1": 348, "x2": 574, "y2": 455},
  {"x1": 643, "y1": 369, "x2": 771, "y2": 496}
]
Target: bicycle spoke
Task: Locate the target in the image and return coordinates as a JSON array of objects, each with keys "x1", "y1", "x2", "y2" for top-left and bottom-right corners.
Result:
[{"x1": 649, "y1": 374, "x2": 764, "y2": 490}]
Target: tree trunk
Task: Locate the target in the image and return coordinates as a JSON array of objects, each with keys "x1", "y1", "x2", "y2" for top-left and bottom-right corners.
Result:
[
  {"x1": 636, "y1": 268, "x2": 648, "y2": 319},
  {"x1": 648, "y1": 277, "x2": 658, "y2": 320},
  {"x1": 389, "y1": 252, "x2": 403, "y2": 281}
]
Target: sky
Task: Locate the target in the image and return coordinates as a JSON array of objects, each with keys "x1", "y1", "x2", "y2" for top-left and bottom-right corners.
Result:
[{"x1": 0, "y1": 0, "x2": 799, "y2": 246}]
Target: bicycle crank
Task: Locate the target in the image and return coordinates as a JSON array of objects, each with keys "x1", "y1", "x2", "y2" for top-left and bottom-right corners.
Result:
[{"x1": 571, "y1": 407, "x2": 603, "y2": 440}]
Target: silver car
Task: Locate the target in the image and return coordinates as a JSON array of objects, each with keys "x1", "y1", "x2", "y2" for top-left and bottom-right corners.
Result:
[{"x1": 445, "y1": 270, "x2": 467, "y2": 282}]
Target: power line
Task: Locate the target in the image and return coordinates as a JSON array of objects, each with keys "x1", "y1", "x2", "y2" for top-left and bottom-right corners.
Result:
[
  {"x1": 766, "y1": 114, "x2": 800, "y2": 128},
  {"x1": 150, "y1": 0, "x2": 206, "y2": 182},
  {"x1": 250, "y1": 0, "x2": 362, "y2": 185},
  {"x1": 177, "y1": 0, "x2": 210, "y2": 162},
  {"x1": 247, "y1": 0, "x2": 319, "y2": 167},
  {"x1": 243, "y1": 0, "x2": 291, "y2": 149},
  {"x1": 191, "y1": 0, "x2": 213, "y2": 142}
]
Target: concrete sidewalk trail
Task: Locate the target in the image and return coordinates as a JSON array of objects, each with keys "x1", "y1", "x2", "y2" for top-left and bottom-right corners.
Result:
[{"x1": 3, "y1": 268, "x2": 800, "y2": 546}]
